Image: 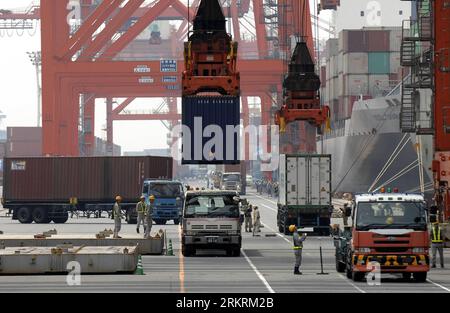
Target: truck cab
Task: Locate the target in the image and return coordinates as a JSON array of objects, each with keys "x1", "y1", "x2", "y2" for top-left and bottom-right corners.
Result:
[
  {"x1": 181, "y1": 190, "x2": 242, "y2": 257},
  {"x1": 220, "y1": 172, "x2": 242, "y2": 194},
  {"x1": 334, "y1": 191, "x2": 430, "y2": 282},
  {"x1": 141, "y1": 180, "x2": 184, "y2": 225}
]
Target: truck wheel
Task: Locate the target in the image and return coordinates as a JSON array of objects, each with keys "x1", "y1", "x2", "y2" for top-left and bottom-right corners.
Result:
[
  {"x1": 352, "y1": 271, "x2": 365, "y2": 282},
  {"x1": 182, "y1": 245, "x2": 194, "y2": 257},
  {"x1": 52, "y1": 212, "x2": 69, "y2": 224},
  {"x1": 283, "y1": 224, "x2": 290, "y2": 235},
  {"x1": 17, "y1": 207, "x2": 33, "y2": 224},
  {"x1": 346, "y1": 266, "x2": 352, "y2": 279},
  {"x1": 346, "y1": 254, "x2": 353, "y2": 279},
  {"x1": 32, "y1": 207, "x2": 51, "y2": 224},
  {"x1": 413, "y1": 272, "x2": 427, "y2": 282},
  {"x1": 336, "y1": 257, "x2": 346, "y2": 273}
]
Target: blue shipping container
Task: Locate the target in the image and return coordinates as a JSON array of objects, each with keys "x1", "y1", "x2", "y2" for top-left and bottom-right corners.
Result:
[
  {"x1": 368, "y1": 52, "x2": 390, "y2": 74},
  {"x1": 182, "y1": 96, "x2": 240, "y2": 165}
]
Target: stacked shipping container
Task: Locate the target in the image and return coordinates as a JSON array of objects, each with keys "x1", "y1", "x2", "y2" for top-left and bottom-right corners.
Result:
[{"x1": 321, "y1": 27, "x2": 403, "y2": 121}]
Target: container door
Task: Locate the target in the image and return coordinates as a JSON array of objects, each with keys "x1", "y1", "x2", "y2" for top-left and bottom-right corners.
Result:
[
  {"x1": 286, "y1": 157, "x2": 298, "y2": 205},
  {"x1": 297, "y1": 157, "x2": 308, "y2": 206},
  {"x1": 319, "y1": 157, "x2": 332, "y2": 206}
]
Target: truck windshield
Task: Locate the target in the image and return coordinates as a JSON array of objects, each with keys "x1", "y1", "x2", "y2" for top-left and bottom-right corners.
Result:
[
  {"x1": 222, "y1": 174, "x2": 240, "y2": 181},
  {"x1": 355, "y1": 202, "x2": 427, "y2": 231},
  {"x1": 149, "y1": 183, "x2": 183, "y2": 198},
  {"x1": 184, "y1": 195, "x2": 240, "y2": 218}
]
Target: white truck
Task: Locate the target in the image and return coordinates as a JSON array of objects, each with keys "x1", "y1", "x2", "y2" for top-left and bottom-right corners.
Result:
[
  {"x1": 277, "y1": 154, "x2": 332, "y2": 235},
  {"x1": 181, "y1": 190, "x2": 242, "y2": 257}
]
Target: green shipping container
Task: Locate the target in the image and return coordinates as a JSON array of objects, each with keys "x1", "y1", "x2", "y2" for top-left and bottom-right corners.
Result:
[{"x1": 368, "y1": 52, "x2": 390, "y2": 74}]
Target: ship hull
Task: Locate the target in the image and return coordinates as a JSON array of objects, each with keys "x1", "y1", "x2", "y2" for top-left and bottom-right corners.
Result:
[{"x1": 319, "y1": 96, "x2": 433, "y2": 194}]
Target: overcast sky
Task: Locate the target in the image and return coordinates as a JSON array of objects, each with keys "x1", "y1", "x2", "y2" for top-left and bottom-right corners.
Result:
[{"x1": 0, "y1": 0, "x2": 328, "y2": 154}]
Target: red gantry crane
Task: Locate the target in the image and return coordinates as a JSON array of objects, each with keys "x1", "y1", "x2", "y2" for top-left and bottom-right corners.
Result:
[
  {"x1": 274, "y1": 0, "x2": 330, "y2": 154},
  {"x1": 400, "y1": 0, "x2": 450, "y2": 220}
]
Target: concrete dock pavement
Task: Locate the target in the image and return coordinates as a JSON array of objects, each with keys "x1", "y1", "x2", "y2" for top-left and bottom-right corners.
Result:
[{"x1": 0, "y1": 190, "x2": 449, "y2": 292}]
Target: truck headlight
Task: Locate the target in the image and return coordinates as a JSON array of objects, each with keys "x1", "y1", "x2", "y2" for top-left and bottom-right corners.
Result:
[
  {"x1": 355, "y1": 248, "x2": 371, "y2": 254},
  {"x1": 412, "y1": 248, "x2": 426, "y2": 253}
]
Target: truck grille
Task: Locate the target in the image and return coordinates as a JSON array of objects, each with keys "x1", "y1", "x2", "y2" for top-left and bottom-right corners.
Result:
[
  {"x1": 374, "y1": 240, "x2": 410, "y2": 244},
  {"x1": 205, "y1": 225, "x2": 219, "y2": 230},
  {"x1": 191, "y1": 225, "x2": 204, "y2": 230},
  {"x1": 220, "y1": 225, "x2": 232, "y2": 230},
  {"x1": 375, "y1": 247, "x2": 409, "y2": 253}
]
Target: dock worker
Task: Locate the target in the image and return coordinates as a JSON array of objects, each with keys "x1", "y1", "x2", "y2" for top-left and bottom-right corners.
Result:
[
  {"x1": 244, "y1": 204, "x2": 253, "y2": 233},
  {"x1": 290, "y1": 225, "x2": 307, "y2": 275},
  {"x1": 431, "y1": 222, "x2": 445, "y2": 268},
  {"x1": 252, "y1": 206, "x2": 261, "y2": 236},
  {"x1": 144, "y1": 195, "x2": 155, "y2": 239},
  {"x1": 136, "y1": 196, "x2": 147, "y2": 234},
  {"x1": 113, "y1": 196, "x2": 123, "y2": 239},
  {"x1": 341, "y1": 204, "x2": 350, "y2": 226}
]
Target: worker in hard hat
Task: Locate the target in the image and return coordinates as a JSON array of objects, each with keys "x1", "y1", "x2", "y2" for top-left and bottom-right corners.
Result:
[
  {"x1": 290, "y1": 225, "x2": 307, "y2": 275},
  {"x1": 431, "y1": 221, "x2": 445, "y2": 268},
  {"x1": 252, "y1": 206, "x2": 261, "y2": 237},
  {"x1": 341, "y1": 204, "x2": 350, "y2": 226},
  {"x1": 144, "y1": 195, "x2": 155, "y2": 239},
  {"x1": 113, "y1": 196, "x2": 123, "y2": 239},
  {"x1": 135, "y1": 196, "x2": 147, "y2": 234},
  {"x1": 244, "y1": 204, "x2": 253, "y2": 233}
]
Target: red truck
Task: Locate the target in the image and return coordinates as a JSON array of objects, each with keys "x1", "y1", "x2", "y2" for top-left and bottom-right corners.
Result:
[{"x1": 335, "y1": 191, "x2": 430, "y2": 282}]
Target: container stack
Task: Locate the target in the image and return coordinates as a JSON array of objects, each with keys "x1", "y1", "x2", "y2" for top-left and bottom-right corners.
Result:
[
  {"x1": 321, "y1": 27, "x2": 404, "y2": 121},
  {"x1": 6, "y1": 127, "x2": 42, "y2": 157}
]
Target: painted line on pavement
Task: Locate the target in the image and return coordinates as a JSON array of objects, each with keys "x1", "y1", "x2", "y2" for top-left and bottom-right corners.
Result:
[
  {"x1": 427, "y1": 279, "x2": 450, "y2": 292},
  {"x1": 337, "y1": 274, "x2": 366, "y2": 293},
  {"x1": 249, "y1": 193, "x2": 278, "y2": 205},
  {"x1": 241, "y1": 249, "x2": 275, "y2": 294},
  {"x1": 178, "y1": 227, "x2": 185, "y2": 293},
  {"x1": 262, "y1": 222, "x2": 291, "y2": 244},
  {"x1": 259, "y1": 203, "x2": 278, "y2": 213}
]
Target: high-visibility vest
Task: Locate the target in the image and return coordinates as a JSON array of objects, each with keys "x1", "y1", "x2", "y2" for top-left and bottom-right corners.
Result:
[
  {"x1": 432, "y1": 226, "x2": 443, "y2": 243},
  {"x1": 136, "y1": 202, "x2": 146, "y2": 214}
]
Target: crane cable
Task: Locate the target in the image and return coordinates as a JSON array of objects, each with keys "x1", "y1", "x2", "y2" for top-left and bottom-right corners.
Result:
[
  {"x1": 372, "y1": 159, "x2": 420, "y2": 193},
  {"x1": 417, "y1": 135, "x2": 425, "y2": 194},
  {"x1": 332, "y1": 105, "x2": 397, "y2": 193},
  {"x1": 367, "y1": 133, "x2": 411, "y2": 192}
]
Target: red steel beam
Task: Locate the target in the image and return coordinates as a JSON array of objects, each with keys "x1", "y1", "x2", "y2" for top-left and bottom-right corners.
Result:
[
  {"x1": 82, "y1": 95, "x2": 96, "y2": 156},
  {"x1": 41, "y1": 0, "x2": 71, "y2": 156},
  {"x1": 253, "y1": 0, "x2": 268, "y2": 58},
  {"x1": 112, "y1": 97, "x2": 136, "y2": 115},
  {"x1": 79, "y1": 0, "x2": 145, "y2": 60},
  {"x1": 57, "y1": 0, "x2": 124, "y2": 60},
  {"x1": 101, "y1": 0, "x2": 174, "y2": 60},
  {"x1": 112, "y1": 113, "x2": 181, "y2": 121}
]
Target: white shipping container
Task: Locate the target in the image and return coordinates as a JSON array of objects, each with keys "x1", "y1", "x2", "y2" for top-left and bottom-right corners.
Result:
[
  {"x1": 390, "y1": 52, "x2": 401, "y2": 74},
  {"x1": 326, "y1": 62, "x2": 332, "y2": 82},
  {"x1": 330, "y1": 77, "x2": 339, "y2": 100},
  {"x1": 325, "y1": 38, "x2": 339, "y2": 59},
  {"x1": 389, "y1": 29, "x2": 403, "y2": 52},
  {"x1": 278, "y1": 155, "x2": 332, "y2": 207},
  {"x1": 342, "y1": 52, "x2": 368, "y2": 75},
  {"x1": 338, "y1": 74, "x2": 344, "y2": 99},
  {"x1": 345, "y1": 74, "x2": 369, "y2": 95}
]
